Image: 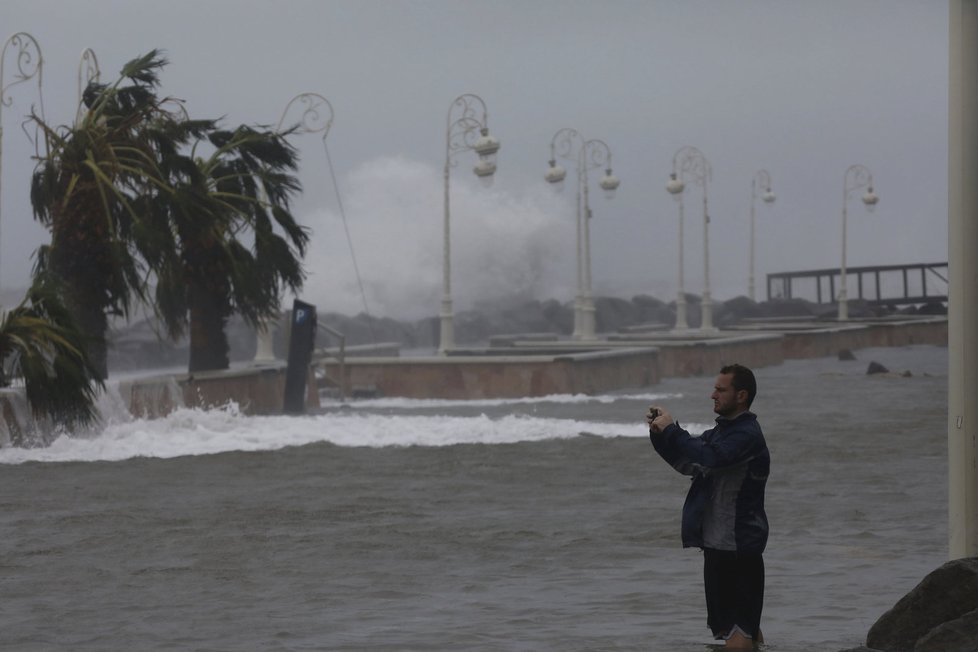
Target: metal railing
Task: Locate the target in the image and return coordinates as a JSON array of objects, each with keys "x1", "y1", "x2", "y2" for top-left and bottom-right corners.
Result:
[{"x1": 767, "y1": 262, "x2": 948, "y2": 307}]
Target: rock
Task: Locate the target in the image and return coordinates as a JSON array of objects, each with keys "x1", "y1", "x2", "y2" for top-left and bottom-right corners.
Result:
[
  {"x1": 916, "y1": 300, "x2": 948, "y2": 315},
  {"x1": 866, "y1": 361, "x2": 890, "y2": 375},
  {"x1": 838, "y1": 348, "x2": 857, "y2": 361},
  {"x1": 865, "y1": 557, "x2": 978, "y2": 652},
  {"x1": 916, "y1": 607, "x2": 978, "y2": 652}
]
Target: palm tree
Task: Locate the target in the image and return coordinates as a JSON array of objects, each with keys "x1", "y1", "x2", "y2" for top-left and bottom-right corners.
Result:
[
  {"x1": 150, "y1": 125, "x2": 309, "y2": 372},
  {"x1": 28, "y1": 51, "x2": 193, "y2": 379},
  {"x1": 0, "y1": 274, "x2": 104, "y2": 442},
  {"x1": 29, "y1": 51, "x2": 309, "y2": 377}
]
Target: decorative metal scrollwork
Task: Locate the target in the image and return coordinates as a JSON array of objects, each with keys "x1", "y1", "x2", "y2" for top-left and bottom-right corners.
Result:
[
  {"x1": 1, "y1": 32, "x2": 43, "y2": 110},
  {"x1": 277, "y1": 92, "x2": 333, "y2": 138},
  {"x1": 445, "y1": 93, "x2": 489, "y2": 166},
  {"x1": 672, "y1": 145, "x2": 710, "y2": 186}
]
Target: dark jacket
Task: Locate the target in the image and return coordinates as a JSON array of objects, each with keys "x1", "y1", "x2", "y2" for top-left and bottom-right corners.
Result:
[{"x1": 650, "y1": 412, "x2": 769, "y2": 554}]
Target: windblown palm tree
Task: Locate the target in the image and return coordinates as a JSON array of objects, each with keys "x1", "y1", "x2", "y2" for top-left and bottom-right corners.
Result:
[
  {"x1": 28, "y1": 51, "x2": 190, "y2": 379},
  {"x1": 28, "y1": 50, "x2": 307, "y2": 376},
  {"x1": 0, "y1": 274, "x2": 103, "y2": 438},
  {"x1": 150, "y1": 125, "x2": 308, "y2": 372}
]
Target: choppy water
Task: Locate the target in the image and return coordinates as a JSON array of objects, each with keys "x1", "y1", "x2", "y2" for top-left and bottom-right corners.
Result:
[{"x1": 0, "y1": 345, "x2": 949, "y2": 651}]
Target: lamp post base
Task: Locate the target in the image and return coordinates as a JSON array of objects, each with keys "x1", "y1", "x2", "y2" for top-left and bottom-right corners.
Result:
[
  {"x1": 674, "y1": 293, "x2": 689, "y2": 332},
  {"x1": 252, "y1": 314, "x2": 279, "y2": 364},
  {"x1": 578, "y1": 297, "x2": 597, "y2": 340},
  {"x1": 700, "y1": 295, "x2": 716, "y2": 332}
]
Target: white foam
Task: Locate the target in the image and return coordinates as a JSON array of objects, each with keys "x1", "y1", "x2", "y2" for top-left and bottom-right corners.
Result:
[
  {"x1": 322, "y1": 391, "x2": 683, "y2": 409},
  {"x1": 0, "y1": 380, "x2": 717, "y2": 465},
  {"x1": 0, "y1": 400, "x2": 715, "y2": 465}
]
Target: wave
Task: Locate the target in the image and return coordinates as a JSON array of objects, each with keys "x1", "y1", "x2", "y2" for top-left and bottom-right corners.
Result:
[
  {"x1": 0, "y1": 400, "x2": 712, "y2": 465},
  {"x1": 321, "y1": 391, "x2": 683, "y2": 409}
]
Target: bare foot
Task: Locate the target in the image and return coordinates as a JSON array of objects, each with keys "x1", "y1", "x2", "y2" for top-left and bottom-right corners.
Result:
[{"x1": 724, "y1": 630, "x2": 755, "y2": 649}]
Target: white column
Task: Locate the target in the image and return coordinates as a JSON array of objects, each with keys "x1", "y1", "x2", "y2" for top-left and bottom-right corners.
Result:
[
  {"x1": 439, "y1": 161, "x2": 455, "y2": 353},
  {"x1": 948, "y1": 0, "x2": 978, "y2": 559},
  {"x1": 253, "y1": 315, "x2": 277, "y2": 364},
  {"x1": 675, "y1": 196, "x2": 688, "y2": 330}
]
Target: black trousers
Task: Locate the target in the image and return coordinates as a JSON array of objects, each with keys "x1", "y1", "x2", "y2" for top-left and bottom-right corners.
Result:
[{"x1": 703, "y1": 548, "x2": 765, "y2": 640}]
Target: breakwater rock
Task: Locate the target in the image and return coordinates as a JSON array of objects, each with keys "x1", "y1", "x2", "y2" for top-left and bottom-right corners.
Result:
[{"x1": 839, "y1": 557, "x2": 978, "y2": 652}]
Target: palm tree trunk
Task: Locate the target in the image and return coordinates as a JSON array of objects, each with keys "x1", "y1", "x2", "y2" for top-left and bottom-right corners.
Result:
[
  {"x1": 188, "y1": 284, "x2": 231, "y2": 373},
  {"x1": 69, "y1": 293, "x2": 109, "y2": 381},
  {"x1": 50, "y1": 233, "x2": 111, "y2": 381}
]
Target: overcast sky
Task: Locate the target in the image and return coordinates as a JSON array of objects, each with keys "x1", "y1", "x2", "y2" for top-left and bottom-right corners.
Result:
[{"x1": 0, "y1": 0, "x2": 948, "y2": 320}]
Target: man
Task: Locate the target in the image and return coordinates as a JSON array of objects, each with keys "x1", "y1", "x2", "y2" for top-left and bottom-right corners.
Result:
[{"x1": 647, "y1": 363, "x2": 770, "y2": 650}]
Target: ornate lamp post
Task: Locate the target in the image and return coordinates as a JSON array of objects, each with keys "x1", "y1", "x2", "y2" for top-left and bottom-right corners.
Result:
[
  {"x1": 0, "y1": 32, "x2": 44, "y2": 291},
  {"x1": 75, "y1": 47, "x2": 100, "y2": 123},
  {"x1": 440, "y1": 94, "x2": 500, "y2": 353},
  {"x1": 667, "y1": 146, "x2": 713, "y2": 331},
  {"x1": 748, "y1": 169, "x2": 776, "y2": 301},
  {"x1": 248, "y1": 93, "x2": 340, "y2": 365},
  {"x1": 838, "y1": 164, "x2": 879, "y2": 320},
  {"x1": 544, "y1": 128, "x2": 620, "y2": 339}
]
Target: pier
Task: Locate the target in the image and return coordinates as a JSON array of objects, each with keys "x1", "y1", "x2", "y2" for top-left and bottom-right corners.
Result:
[{"x1": 767, "y1": 262, "x2": 948, "y2": 307}]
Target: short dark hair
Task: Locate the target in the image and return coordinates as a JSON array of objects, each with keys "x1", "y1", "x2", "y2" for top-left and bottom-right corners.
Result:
[{"x1": 720, "y1": 363, "x2": 757, "y2": 408}]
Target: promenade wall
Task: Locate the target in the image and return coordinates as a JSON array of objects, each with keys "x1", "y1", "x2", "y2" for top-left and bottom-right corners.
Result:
[{"x1": 320, "y1": 346, "x2": 661, "y2": 400}]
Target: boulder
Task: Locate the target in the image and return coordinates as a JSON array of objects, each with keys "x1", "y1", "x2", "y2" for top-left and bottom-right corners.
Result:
[
  {"x1": 838, "y1": 348, "x2": 857, "y2": 361},
  {"x1": 866, "y1": 361, "x2": 890, "y2": 375},
  {"x1": 865, "y1": 557, "x2": 978, "y2": 652},
  {"x1": 916, "y1": 608, "x2": 978, "y2": 652}
]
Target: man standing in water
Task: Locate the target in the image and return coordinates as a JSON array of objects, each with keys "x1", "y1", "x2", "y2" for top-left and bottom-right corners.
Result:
[{"x1": 647, "y1": 363, "x2": 770, "y2": 650}]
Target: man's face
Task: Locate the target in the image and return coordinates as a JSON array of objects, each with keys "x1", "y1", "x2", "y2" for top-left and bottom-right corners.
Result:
[{"x1": 711, "y1": 373, "x2": 743, "y2": 418}]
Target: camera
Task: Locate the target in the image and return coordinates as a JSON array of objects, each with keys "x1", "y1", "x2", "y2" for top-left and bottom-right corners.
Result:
[{"x1": 648, "y1": 408, "x2": 659, "y2": 421}]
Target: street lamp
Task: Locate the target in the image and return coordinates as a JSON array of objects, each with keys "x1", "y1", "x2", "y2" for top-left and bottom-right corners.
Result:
[
  {"x1": 667, "y1": 146, "x2": 713, "y2": 331},
  {"x1": 75, "y1": 47, "x2": 99, "y2": 124},
  {"x1": 440, "y1": 94, "x2": 499, "y2": 353},
  {"x1": 0, "y1": 32, "x2": 44, "y2": 292},
  {"x1": 247, "y1": 93, "x2": 341, "y2": 365},
  {"x1": 748, "y1": 169, "x2": 776, "y2": 302},
  {"x1": 838, "y1": 164, "x2": 879, "y2": 321},
  {"x1": 544, "y1": 128, "x2": 619, "y2": 340}
]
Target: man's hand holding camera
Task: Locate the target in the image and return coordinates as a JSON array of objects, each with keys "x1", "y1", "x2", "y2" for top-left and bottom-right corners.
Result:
[{"x1": 646, "y1": 406, "x2": 674, "y2": 433}]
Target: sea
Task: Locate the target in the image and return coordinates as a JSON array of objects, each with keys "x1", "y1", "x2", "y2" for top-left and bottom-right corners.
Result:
[{"x1": 0, "y1": 344, "x2": 950, "y2": 652}]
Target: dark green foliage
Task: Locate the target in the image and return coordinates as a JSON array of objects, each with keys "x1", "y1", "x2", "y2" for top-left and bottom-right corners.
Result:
[
  {"x1": 28, "y1": 49, "x2": 309, "y2": 379},
  {"x1": 0, "y1": 274, "x2": 104, "y2": 428}
]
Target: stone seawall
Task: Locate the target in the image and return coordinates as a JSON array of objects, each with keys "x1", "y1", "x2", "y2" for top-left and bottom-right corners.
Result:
[
  {"x1": 780, "y1": 319, "x2": 948, "y2": 359},
  {"x1": 321, "y1": 347, "x2": 662, "y2": 400},
  {"x1": 118, "y1": 364, "x2": 320, "y2": 418}
]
